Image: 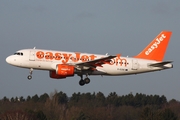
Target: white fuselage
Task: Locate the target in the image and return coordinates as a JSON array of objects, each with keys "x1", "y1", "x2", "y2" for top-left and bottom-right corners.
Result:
[{"x1": 6, "y1": 49, "x2": 173, "y2": 76}]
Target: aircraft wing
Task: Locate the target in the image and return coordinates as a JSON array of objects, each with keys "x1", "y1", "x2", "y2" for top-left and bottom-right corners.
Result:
[
  {"x1": 149, "y1": 61, "x2": 173, "y2": 67},
  {"x1": 74, "y1": 55, "x2": 116, "y2": 69}
]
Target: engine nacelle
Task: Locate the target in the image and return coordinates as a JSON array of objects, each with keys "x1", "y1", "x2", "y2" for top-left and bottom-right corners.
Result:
[
  {"x1": 49, "y1": 70, "x2": 66, "y2": 79},
  {"x1": 56, "y1": 64, "x2": 74, "y2": 76},
  {"x1": 49, "y1": 64, "x2": 75, "y2": 79}
]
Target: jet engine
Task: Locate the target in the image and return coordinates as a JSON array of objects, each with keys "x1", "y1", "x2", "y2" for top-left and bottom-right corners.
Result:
[{"x1": 49, "y1": 64, "x2": 75, "y2": 79}]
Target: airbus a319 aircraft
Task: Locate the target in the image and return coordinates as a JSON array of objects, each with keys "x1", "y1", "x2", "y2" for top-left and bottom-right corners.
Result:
[{"x1": 6, "y1": 31, "x2": 173, "y2": 86}]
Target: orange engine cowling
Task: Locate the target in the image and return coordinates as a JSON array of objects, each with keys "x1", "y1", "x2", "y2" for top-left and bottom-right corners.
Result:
[
  {"x1": 56, "y1": 64, "x2": 74, "y2": 76},
  {"x1": 49, "y1": 64, "x2": 75, "y2": 79},
  {"x1": 49, "y1": 70, "x2": 66, "y2": 79}
]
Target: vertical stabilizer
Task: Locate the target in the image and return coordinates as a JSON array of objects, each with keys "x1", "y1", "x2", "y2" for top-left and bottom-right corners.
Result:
[{"x1": 134, "y1": 31, "x2": 172, "y2": 61}]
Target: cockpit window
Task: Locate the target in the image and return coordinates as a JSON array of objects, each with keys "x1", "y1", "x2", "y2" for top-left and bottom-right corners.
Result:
[{"x1": 14, "y1": 52, "x2": 23, "y2": 56}]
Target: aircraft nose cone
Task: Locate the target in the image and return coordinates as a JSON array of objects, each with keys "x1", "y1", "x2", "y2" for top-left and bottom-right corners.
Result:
[
  {"x1": 6, "y1": 55, "x2": 21, "y2": 67},
  {"x1": 6, "y1": 56, "x2": 11, "y2": 64},
  {"x1": 6, "y1": 56, "x2": 14, "y2": 65}
]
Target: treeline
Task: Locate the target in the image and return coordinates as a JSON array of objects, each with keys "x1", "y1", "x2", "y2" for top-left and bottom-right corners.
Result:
[{"x1": 0, "y1": 91, "x2": 180, "y2": 120}]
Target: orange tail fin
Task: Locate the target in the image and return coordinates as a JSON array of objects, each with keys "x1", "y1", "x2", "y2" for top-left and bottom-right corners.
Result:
[{"x1": 134, "y1": 31, "x2": 172, "y2": 61}]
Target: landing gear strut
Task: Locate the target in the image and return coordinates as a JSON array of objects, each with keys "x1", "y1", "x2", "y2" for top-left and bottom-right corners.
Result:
[
  {"x1": 78, "y1": 74, "x2": 90, "y2": 86},
  {"x1": 27, "y1": 68, "x2": 33, "y2": 80}
]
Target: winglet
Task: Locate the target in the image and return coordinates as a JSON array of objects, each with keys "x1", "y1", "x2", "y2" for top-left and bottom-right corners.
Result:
[{"x1": 134, "y1": 31, "x2": 172, "y2": 61}]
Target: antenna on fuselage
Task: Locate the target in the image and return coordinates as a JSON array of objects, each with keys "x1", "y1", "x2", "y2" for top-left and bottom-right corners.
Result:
[
  {"x1": 105, "y1": 53, "x2": 108, "y2": 55},
  {"x1": 33, "y1": 47, "x2": 36, "y2": 49}
]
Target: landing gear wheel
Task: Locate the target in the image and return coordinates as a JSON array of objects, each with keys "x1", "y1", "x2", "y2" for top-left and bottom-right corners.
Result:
[
  {"x1": 84, "y1": 78, "x2": 90, "y2": 84},
  {"x1": 79, "y1": 80, "x2": 85, "y2": 86},
  {"x1": 27, "y1": 68, "x2": 33, "y2": 80},
  {"x1": 27, "y1": 75, "x2": 32, "y2": 80}
]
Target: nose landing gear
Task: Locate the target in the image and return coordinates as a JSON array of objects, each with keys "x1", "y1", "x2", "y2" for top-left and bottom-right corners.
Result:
[{"x1": 27, "y1": 68, "x2": 33, "y2": 80}]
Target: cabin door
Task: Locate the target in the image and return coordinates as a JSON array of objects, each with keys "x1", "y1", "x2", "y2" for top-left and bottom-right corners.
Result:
[
  {"x1": 29, "y1": 50, "x2": 35, "y2": 61},
  {"x1": 132, "y1": 59, "x2": 139, "y2": 70}
]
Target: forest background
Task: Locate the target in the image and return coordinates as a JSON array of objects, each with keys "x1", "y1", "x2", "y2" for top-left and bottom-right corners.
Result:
[{"x1": 0, "y1": 91, "x2": 179, "y2": 120}]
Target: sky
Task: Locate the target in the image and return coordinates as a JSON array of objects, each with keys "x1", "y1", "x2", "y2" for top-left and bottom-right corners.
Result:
[{"x1": 0, "y1": 1, "x2": 180, "y2": 101}]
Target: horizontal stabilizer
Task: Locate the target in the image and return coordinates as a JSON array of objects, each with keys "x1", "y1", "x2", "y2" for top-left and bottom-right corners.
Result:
[{"x1": 149, "y1": 61, "x2": 173, "y2": 67}]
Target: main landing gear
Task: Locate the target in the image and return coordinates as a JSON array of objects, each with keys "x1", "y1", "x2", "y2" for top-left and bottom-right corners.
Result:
[
  {"x1": 79, "y1": 75, "x2": 90, "y2": 86},
  {"x1": 27, "y1": 68, "x2": 33, "y2": 80}
]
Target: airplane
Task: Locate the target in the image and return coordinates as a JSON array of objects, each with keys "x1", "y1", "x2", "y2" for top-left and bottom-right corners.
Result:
[{"x1": 6, "y1": 31, "x2": 173, "y2": 86}]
